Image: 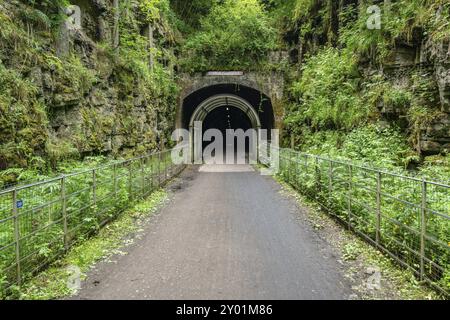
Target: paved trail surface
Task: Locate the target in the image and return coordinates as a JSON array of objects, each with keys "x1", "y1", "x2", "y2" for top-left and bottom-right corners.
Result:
[{"x1": 72, "y1": 165, "x2": 351, "y2": 300}]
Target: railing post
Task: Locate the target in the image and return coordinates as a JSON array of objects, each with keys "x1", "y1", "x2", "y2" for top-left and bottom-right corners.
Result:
[
  {"x1": 293, "y1": 151, "x2": 296, "y2": 187},
  {"x1": 291, "y1": 151, "x2": 296, "y2": 185},
  {"x1": 128, "y1": 162, "x2": 133, "y2": 199},
  {"x1": 150, "y1": 155, "x2": 154, "y2": 191},
  {"x1": 420, "y1": 179, "x2": 427, "y2": 281},
  {"x1": 328, "y1": 160, "x2": 333, "y2": 201},
  {"x1": 164, "y1": 152, "x2": 168, "y2": 182},
  {"x1": 113, "y1": 163, "x2": 118, "y2": 196},
  {"x1": 287, "y1": 150, "x2": 291, "y2": 183},
  {"x1": 304, "y1": 155, "x2": 308, "y2": 182},
  {"x1": 376, "y1": 171, "x2": 382, "y2": 245},
  {"x1": 141, "y1": 158, "x2": 145, "y2": 196},
  {"x1": 284, "y1": 150, "x2": 287, "y2": 180},
  {"x1": 61, "y1": 175, "x2": 68, "y2": 251},
  {"x1": 347, "y1": 164, "x2": 352, "y2": 230},
  {"x1": 12, "y1": 189, "x2": 21, "y2": 286},
  {"x1": 158, "y1": 152, "x2": 162, "y2": 187},
  {"x1": 92, "y1": 169, "x2": 97, "y2": 214},
  {"x1": 315, "y1": 157, "x2": 320, "y2": 194}
]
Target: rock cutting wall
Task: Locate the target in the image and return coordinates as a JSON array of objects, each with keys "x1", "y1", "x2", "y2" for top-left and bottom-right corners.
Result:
[
  {"x1": 0, "y1": 0, "x2": 178, "y2": 171},
  {"x1": 285, "y1": 1, "x2": 450, "y2": 156}
]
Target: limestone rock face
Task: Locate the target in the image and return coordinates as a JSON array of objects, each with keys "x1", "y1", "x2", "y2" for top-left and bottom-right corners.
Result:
[
  {"x1": 436, "y1": 64, "x2": 450, "y2": 113},
  {"x1": 377, "y1": 39, "x2": 450, "y2": 155},
  {"x1": 424, "y1": 41, "x2": 450, "y2": 153},
  {"x1": 39, "y1": 0, "x2": 178, "y2": 158},
  {"x1": 289, "y1": 2, "x2": 450, "y2": 157}
]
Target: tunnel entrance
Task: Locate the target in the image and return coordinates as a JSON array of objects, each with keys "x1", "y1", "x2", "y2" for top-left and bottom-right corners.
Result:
[{"x1": 179, "y1": 83, "x2": 275, "y2": 164}]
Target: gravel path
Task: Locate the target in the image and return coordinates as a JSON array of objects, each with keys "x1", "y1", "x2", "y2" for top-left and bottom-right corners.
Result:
[{"x1": 71, "y1": 165, "x2": 351, "y2": 300}]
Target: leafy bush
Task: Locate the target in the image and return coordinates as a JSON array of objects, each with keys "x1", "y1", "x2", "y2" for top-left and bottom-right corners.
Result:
[
  {"x1": 288, "y1": 47, "x2": 371, "y2": 132},
  {"x1": 180, "y1": 0, "x2": 277, "y2": 71},
  {"x1": 334, "y1": 125, "x2": 415, "y2": 169},
  {"x1": 290, "y1": 124, "x2": 417, "y2": 169}
]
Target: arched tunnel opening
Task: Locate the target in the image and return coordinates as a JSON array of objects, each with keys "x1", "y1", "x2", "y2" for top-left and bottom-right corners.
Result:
[{"x1": 179, "y1": 84, "x2": 275, "y2": 164}]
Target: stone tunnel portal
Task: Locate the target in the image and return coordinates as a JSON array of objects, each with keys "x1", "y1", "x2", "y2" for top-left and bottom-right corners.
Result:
[{"x1": 179, "y1": 84, "x2": 275, "y2": 163}]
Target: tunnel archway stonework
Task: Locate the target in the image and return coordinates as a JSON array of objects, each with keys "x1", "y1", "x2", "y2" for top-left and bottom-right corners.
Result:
[
  {"x1": 177, "y1": 72, "x2": 284, "y2": 163},
  {"x1": 176, "y1": 71, "x2": 285, "y2": 131},
  {"x1": 189, "y1": 94, "x2": 261, "y2": 129}
]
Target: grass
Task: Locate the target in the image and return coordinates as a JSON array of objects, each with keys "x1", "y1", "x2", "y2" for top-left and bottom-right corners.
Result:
[{"x1": 4, "y1": 189, "x2": 169, "y2": 300}]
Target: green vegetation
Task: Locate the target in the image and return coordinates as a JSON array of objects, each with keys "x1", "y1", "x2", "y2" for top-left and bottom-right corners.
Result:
[
  {"x1": 274, "y1": 2, "x2": 449, "y2": 294},
  {"x1": 287, "y1": 48, "x2": 371, "y2": 132},
  {"x1": 0, "y1": 0, "x2": 449, "y2": 298},
  {"x1": 283, "y1": 46, "x2": 427, "y2": 171},
  {"x1": 4, "y1": 189, "x2": 168, "y2": 300},
  {"x1": 0, "y1": 0, "x2": 179, "y2": 186},
  {"x1": 180, "y1": 0, "x2": 278, "y2": 71},
  {"x1": 3, "y1": 0, "x2": 446, "y2": 180},
  {"x1": 280, "y1": 0, "x2": 448, "y2": 175},
  {"x1": 291, "y1": 124, "x2": 417, "y2": 169},
  {"x1": 271, "y1": 0, "x2": 450, "y2": 50},
  {"x1": 0, "y1": 150, "x2": 177, "y2": 297},
  {"x1": 275, "y1": 147, "x2": 449, "y2": 295},
  {"x1": 0, "y1": 3, "x2": 182, "y2": 289},
  {"x1": 1, "y1": 1, "x2": 447, "y2": 172},
  {"x1": 278, "y1": 178, "x2": 441, "y2": 299}
]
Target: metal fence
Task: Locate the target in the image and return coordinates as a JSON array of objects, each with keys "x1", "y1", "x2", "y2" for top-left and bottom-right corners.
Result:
[
  {"x1": 0, "y1": 149, "x2": 185, "y2": 292},
  {"x1": 260, "y1": 144, "x2": 449, "y2": 296}
]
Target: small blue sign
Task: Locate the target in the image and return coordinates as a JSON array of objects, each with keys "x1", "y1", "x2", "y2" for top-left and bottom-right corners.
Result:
[{"x1": 16, "y1": 200, "x2": 23, "y2": 209}]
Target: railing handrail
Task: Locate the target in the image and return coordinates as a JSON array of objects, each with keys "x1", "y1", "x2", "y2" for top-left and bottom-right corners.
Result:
[
  {"x1": 0, "y1": 149, "x2": 174, "y2": 195},
  {"x1": 261, "y1": 143, "x2": 450, "y2": 188}
]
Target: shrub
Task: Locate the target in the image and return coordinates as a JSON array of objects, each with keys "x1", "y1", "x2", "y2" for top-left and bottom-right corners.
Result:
[{"x1": 180, "y1": 0, "x2": 277, "y2": 71}]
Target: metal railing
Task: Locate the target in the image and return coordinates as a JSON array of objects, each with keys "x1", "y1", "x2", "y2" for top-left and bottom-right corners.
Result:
[
  {"x1": 260, "y1": 144, "x2": 449, "y2": 296},
  {"x1": 0, "y1": 149, "x2": 185, "y2": 293}
]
